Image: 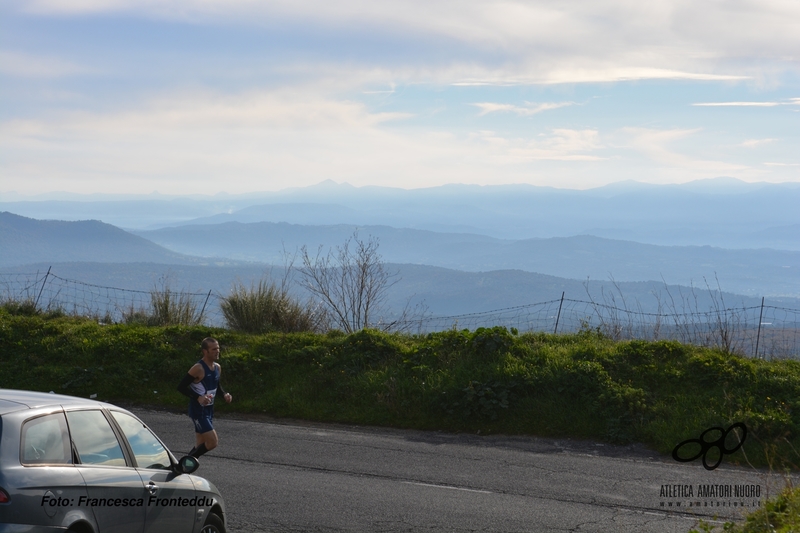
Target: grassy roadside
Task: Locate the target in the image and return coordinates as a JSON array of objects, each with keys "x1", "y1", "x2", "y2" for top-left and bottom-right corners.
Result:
[
  {"x1": 3, "y1": 307, "x2": 799, "y2": 470},
  {"x1": 691, "y1": 485, "x2": 800, "y2": 532}
]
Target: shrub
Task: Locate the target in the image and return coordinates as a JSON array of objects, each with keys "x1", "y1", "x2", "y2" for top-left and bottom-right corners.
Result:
[
  {"x1": 1, "y1": 298, "x2": 40, "y2": 316},
  {"x1": 121, "y1": 285, "x2": 202, "y2": 326},
  {"x1": 149, "y1": 288, "x2": 202, "y2": 326},
  {"x1": 0, "y1": 298, "x2": 65, "y2": 318},
  {"x1": 221, "y1": 279, "x2": 324, "y2": 334}
]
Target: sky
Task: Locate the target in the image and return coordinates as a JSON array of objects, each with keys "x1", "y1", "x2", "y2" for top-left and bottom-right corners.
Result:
[{"x1": 1, "y1": 0, "x2": 799, "y2": 196}]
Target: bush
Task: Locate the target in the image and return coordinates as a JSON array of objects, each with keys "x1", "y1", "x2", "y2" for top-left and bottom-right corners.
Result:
[
  {"x1": 1, "y1": 298, "x2": 40, "y2": 316},
  {"x1": 221, "y1": 279, "x2": 324, "y2": 334},
  {"x1": 1, "y1": 298, "x2": 65, "y2": 318},
  {"x1": 150, "y1": 288, "x2": 202, "y2": 326},
  {"x1": 121, "y1": 285, "x2": 203, "y2": 326}
]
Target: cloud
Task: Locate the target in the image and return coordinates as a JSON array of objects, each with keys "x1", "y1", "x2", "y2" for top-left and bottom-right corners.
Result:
[
  {"x1": 454, "y1": 68, "x2": 748, "y2": 86},
  {"x1": 693, "y1": 102, "x2": 780, "y2": 107},
  {"x1": 26, "y1": 90, "x2": 411, "y2": 134},
  {"x1": 3, "y1": 84, "x2": 794, "y2": 194},
  {"x1": 6, "y1": 89, "x2": 613, "y2": 193},
  {"x1": 0, "y1": 89, "x2": 423, "y2": 192},
  {"x1": 693, "y1": 98, "x2": 800, "y2": 107},
  {"x1": 0, "y1": 51, "x2": 92, "y2": 78},
  {"x1": 0, "y1": 88, "x2": 617, "y2": 193},
  {"x1": 10, "y1": 0, "x2": 799, "y2": 85},
  {"x1": 739, "y1": 139, "x2": 777, "y2": 148},
  {"x1": 473, "y1": 128, "x2": 605, "y2": 162},
  {"x1": 472, "y1": 102, "x2": 576, "y2": 116},
  {"x1": 622, "y1": 127, "x2": 750, "y2": 174}
]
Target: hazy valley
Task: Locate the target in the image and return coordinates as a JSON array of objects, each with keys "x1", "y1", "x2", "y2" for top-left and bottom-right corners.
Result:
[{"x1": 2, "y1": 178, "x2": 799, "y2": 319}]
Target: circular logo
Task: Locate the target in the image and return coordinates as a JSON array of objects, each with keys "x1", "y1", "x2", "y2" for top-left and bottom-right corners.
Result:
[{"x1": 671, "y1": 422, "x2": 747, "y2": 470}]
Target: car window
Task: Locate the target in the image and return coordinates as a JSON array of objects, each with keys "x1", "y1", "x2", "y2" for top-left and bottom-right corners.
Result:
[
  {"x1": 20, "y1": 413, "x2": 72, "y2": 465},
  {"x1": 66, "y1": 410, "x2": 126, "y2": 466},
  {"x1": 110, "y1": 411, "x2": 171, "y2": 470}
]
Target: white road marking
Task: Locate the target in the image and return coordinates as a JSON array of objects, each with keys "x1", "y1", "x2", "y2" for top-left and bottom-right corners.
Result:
[{"x1": 402, "y1": 481, "x2": 494, "y2": 494}]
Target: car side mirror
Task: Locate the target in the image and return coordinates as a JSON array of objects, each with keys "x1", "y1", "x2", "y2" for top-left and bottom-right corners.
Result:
[{"x1": 175, "y1": 455, "x2": 199, "y2": 475}]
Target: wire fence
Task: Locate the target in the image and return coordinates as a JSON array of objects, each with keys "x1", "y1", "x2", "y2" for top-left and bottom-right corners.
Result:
[
  {"x1": 396, "y1": 295, "x2": 800, "y2": 360},
  {"x1": 0, "y1": 269, "x2": 225, "y2": 326},
  {"x1": 2, "y1": 269, "x2": 799, "y2": 360}
]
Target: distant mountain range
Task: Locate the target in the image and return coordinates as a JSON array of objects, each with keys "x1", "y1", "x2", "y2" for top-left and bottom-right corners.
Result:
[
  {"x1": 3, "y1": 178, "x2": 799, "y2": 249},
  {"x1": 2, "y1": 177, "x2": 799, "y2": 320},
  {"x1": 2, "y1": 210, "x2": 798, "y2": 303},
  {"x1": 132, "y1": 221, "x2": 800, "y2": 299}
]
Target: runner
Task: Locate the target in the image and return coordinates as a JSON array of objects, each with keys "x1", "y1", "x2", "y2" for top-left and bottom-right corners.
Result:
[{"x1": 177, "y1": 337, "x2": 232, "y2": 458}]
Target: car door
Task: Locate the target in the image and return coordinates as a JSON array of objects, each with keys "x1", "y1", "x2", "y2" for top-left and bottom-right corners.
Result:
[
  {"x1": 11, "y1": 411, "x2": 89, "y2": 529},
  {"x1": 110, "y1": 410, "x2": 197, "y2": 533},
  {"x1": 66, "y1": 409, "x2": 146, "y2": 533}
]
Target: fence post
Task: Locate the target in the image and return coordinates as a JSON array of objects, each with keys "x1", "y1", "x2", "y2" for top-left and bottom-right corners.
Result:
[
  {"x1": 755, "y1": 296, "x2": 765, "y2": 359},
  {"x1": 199, "y1": 290, "x2": 212, "y2": 323},
  {"x1": 34, "y1": 266, "x2": 51, "y2": 309},
  {"x1": 554, "y1": 291, "x2": 565, "y2": 334}
]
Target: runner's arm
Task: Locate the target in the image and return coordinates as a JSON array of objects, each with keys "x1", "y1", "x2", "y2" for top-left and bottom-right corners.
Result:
[
  {"x1": 177, "y1": 373, "x2": 201, "y2": 400},
  {"x1": 216, "y1": 364, "x2": 232, "y2": 402}
]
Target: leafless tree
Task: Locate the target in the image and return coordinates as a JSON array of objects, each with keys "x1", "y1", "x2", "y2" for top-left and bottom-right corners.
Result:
[{"x1": 298, "y1": 232, "x2": 400, "y2": 333}]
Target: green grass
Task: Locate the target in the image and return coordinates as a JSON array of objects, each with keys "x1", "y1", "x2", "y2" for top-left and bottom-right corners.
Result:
[
  {"x1": 2, "y1": 307, "x2": 800, "y2": 472},
  {"x1": 691, "y1": 485, "x2": 800, "y2": 532}
]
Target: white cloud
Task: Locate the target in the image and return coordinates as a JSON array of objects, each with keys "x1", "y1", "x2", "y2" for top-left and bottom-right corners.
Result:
[
  {"x1": 472, "y1": 102, "x2": 576, "y2": 116},
  {"x1": 472, "y1": 128, "x2": 605, "y2": 162},
  {"x1": 0, "y1": 88, "x2": 629, "y2": 193},
  {"x1": 0, "y1": 51, "x2": 92, "y2": 78},
  {"x1": 740, "y1": 139, "x2": 777, "y2": 148},
  {"x1": 0, "y1": 89, "x2": 550, "y2": 193},
  {"x1": 3, "y1": 1, "x2": 799, "y2": 193},
  {"x1": 693, "y1": 98, "x2": 800, "y2": 107},
  {"x1": 693, "y1": 102, "x2": 781, "y2": 107},
  {"x1": 622, "y1": 127, "x2": 751, "y2": 174},
  {"x1": 455, "y1": 68, "x2": 748, "y2": 86},
  {"x1": 0, "y1": 90, "x2": 404, "y2": 187},
  {"x1": 11, "y1": 0, "x2": 800, "y2": 84}
]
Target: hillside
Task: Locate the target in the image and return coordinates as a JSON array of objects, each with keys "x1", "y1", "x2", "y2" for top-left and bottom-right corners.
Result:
[
  {"x1": 133, "y1": 221, "x2": 800, "y2": 298},
  {"x1": 3, "y1": 208, "x2": 798, "y2": 302},
  {"x1": 3, "y1": 179, "x2": 799, "y2": 249},
  {"x1": 0, "y1": 212, "x2": 197, "y2": 267}
]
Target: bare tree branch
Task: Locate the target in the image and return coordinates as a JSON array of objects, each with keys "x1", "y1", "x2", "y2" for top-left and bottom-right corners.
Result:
[{"x1": 298, "y1": 232, "x2": 399, "y2": 333}]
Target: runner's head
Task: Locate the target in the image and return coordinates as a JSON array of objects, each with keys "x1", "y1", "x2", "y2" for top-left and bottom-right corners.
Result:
[{"x1": 201, "y1": 337, "x2": 220, "y2": 360}]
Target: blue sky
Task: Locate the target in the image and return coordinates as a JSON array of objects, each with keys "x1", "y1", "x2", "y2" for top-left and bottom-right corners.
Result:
[{"x1": 1, "y1": 0, "x2": 799, "y2": 195}]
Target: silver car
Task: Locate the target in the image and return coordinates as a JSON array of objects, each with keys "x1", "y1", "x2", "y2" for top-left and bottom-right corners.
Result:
[{"x1": 0, "y1": 389, "x2": 226, "y2": 533}]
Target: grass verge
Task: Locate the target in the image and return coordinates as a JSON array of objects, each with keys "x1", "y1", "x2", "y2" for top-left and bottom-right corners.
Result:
[{"x1": 3, "y1": 308, "x2": 799, "y2": 471}]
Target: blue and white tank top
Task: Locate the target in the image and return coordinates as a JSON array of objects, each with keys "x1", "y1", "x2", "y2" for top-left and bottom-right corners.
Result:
[{"x1": 188, "y1": 359, "x2": 219, "y2": 416}]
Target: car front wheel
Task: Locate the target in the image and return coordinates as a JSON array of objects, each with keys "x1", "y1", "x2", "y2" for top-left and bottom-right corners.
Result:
[{"x1": 201, "y1": 513, "x2": 225, "y2": 533}]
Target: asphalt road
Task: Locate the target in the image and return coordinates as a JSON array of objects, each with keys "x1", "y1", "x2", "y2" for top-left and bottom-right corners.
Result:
[{"x1": 133, "y1": 407, "x2": 792, "y2": 533}]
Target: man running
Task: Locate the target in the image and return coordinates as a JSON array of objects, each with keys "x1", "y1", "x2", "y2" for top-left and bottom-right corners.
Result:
[{"x1": 177, "y1": 337, "x2": 232, "y2": 458}]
